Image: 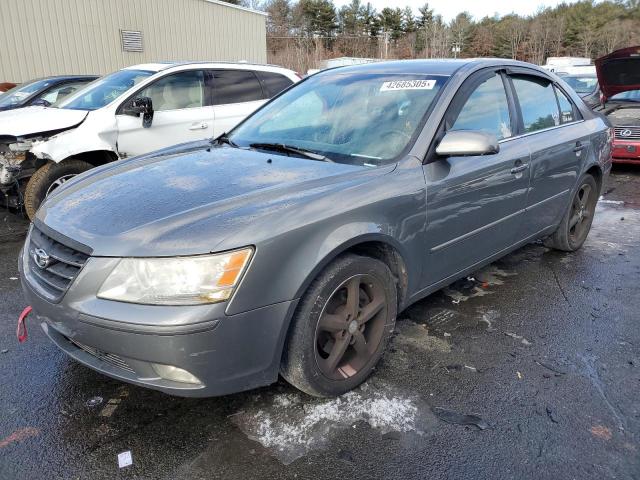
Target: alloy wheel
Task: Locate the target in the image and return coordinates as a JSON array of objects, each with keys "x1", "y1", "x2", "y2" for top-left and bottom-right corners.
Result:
[
  {"x1": 314, "y1": 274, "x2": 389, "y2": 380},
  {"x1": 568, "y1": 183, "x2": 593, "y2": 243}
]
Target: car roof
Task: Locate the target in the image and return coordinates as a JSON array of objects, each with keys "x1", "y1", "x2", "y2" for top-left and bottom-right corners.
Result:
[
  {"x1": 124, "y1": 61, "x2": 296, "y2": 74},
  {"x1": 319, "y1": 58, "x2": 547, "y2": 77}
]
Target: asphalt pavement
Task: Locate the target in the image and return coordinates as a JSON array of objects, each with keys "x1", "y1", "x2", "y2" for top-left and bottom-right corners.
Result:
[{"x1": 0, "y1": 167, "x2": 638, "y2": 479}]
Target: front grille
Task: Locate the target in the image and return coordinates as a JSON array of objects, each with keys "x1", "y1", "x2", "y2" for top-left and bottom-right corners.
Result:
[
  {"x1": 68, "y1": 338, "x2": 135, "y2": 374},
  {"x1": 27, "y1": 226, "x2": 89, "y2": 301},
  {"x1": 614, "y1": 126, "x2": 640, "y2": 140}
]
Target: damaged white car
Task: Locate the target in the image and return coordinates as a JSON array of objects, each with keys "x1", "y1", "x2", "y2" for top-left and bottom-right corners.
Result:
[{"x1": 0, "y1": 62, "x2": 299, "y2": 218}]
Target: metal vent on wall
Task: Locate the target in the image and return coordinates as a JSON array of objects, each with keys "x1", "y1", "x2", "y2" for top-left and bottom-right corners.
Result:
[{"x1": 121, "y1": 30, "x2": 143, "y2": 52}]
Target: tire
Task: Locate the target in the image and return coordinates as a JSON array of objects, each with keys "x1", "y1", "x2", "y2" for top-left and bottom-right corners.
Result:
[
  {"x1": 24, "y1": 159, "x2": 92, "y2": 220},
  {"x1": 544, "y1": 173, "x2": 598, "y2": 252},
  {"x1": 281, "y1": 254, "x2": 397, "y2": 397}
]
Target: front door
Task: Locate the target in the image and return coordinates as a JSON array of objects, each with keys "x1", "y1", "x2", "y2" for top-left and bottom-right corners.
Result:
[
  {"x1": 422, "y1": 71, "x2": 531, "y2": 287},
  {"x1": 116, "y1": 70, "x2": 214, "y2": 158}
]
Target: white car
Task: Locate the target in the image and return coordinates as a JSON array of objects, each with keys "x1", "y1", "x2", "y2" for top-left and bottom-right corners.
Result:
[{"x1": 0, "y1": 62, "x2": 299, "y2": 218}]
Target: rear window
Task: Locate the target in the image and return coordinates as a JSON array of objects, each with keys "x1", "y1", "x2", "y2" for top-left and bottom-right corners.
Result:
[
  {"x1": 212, "y1": 70, "x2": 263, "y2": 105},
  {"x1": 555, "y1": 87, "x2": 577, "y2": 124},
  {"x1": 256, "y1": 71, "x2": 294, "y2": 97},
  {"x1": 512, "y1": 76, "x2": 560, "y2": 133},
  {"x1": 562, "y1": 75, "x2": 598, "y2": 95}
]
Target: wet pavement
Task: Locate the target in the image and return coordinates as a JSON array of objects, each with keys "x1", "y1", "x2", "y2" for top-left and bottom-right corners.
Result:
[{"x1": 1, "y1": 168, "x2": 639, "y2": 479}]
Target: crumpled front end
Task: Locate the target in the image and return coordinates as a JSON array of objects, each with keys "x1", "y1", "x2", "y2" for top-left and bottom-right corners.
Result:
[{"x1": 0, "y1": 139, "x2": 35, "y2": 207}]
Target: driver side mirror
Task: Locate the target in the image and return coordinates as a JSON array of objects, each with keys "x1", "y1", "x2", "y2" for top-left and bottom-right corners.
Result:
[
  {"x1": 123, "y1": 96, "x2": 154, "y2": 128},
  {"x1": 436, "y1": 130, "x2": 499, "y2": 157}
]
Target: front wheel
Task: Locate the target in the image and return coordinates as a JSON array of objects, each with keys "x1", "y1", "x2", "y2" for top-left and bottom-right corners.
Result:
[
  {"x1": 544, "y1": 173, "x2": 599, "y2": 252},
  {"x1": 24, "y1": 159, "x2": 92, "y2": 220},
  {"x1": 281, "y1": 254, "x2": 397, "y2": 397}
]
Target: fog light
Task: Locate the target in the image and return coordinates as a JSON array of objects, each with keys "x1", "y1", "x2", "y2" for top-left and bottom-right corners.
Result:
[{"x1": 151, "y1": 363, "x2": 202, "y2": 384}]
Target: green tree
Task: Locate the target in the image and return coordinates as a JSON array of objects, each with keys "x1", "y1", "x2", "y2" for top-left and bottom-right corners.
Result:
[{"x1": 379, "y1": 7, "x2": 404, "y2": 40}]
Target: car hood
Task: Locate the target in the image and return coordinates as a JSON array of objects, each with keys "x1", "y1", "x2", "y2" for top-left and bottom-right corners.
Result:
[
  {"x1": 595, "y1": 46, "x2": 640, "y2": 100},
  {"x1": 0, "y1": 106, "x2": 88, "y2": 139},
  {"x1": 37, "y1": 145, "x2": 381, "y2": 256}
]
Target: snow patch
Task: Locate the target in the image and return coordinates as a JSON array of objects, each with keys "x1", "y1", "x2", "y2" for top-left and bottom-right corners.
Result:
[{"x1": 233, "y1": 385, "x2": 431, "y2": 464}]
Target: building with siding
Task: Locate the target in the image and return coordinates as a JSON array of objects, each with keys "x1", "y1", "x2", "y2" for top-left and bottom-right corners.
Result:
[{"x1": 0, "y1": 0, "x2": 267, "y2": 82}]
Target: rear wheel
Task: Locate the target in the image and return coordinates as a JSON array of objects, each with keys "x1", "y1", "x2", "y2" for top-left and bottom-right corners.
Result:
[
  {"x1": 281, "y1": 254, "x2": 397, "y2": 397},
  {"x1": 544, "y1": 174, "x2": 598, "y2": 252},
  {"x1": 24, "y1": 159, "x2": 92, "y2": 220}
]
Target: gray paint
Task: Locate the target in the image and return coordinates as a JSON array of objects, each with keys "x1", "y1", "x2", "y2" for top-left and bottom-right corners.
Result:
[{"x1": 21, "y1": 59, "x2": 612, "y2": 397}]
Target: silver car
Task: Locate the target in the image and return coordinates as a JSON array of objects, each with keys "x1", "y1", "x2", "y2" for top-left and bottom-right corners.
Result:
[{"x1": 19, "y1": 59, "x2": 612, "y2": 397}]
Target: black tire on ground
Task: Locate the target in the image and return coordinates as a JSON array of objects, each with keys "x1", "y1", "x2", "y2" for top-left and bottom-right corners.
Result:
[
  {"x1": 24, "y1": 159, "x2": 92, "y2": 220},
  {"x1": 544, "y1": 173, "x2": 599, "y2": 252},
  {"x1": 281, "y1": 254, "x2": 397, "y2": 397}
]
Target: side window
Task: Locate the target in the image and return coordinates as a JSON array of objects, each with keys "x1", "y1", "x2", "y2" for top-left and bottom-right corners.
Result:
[
  {"x1": 256, "y1": 71, "x2": 294, "y2": 98},
  {"x1": 212, "y1": 70, "x2": 263, "y2": 105},
  {"x1": 555, "y1": 86, "x2": 577, "y2": 124},
  {"x1": 512, "y1": 76, "x2": 560, "y2": 133},
  {"x1": 137, "y1": 71, "x2": 205, "y2": 111},
  {"x1": 450, "y1": 73, "x2": 512, "y2": 140},
  {"x1": 36, "y1": 81, "x2": 88, "y2": 105}
]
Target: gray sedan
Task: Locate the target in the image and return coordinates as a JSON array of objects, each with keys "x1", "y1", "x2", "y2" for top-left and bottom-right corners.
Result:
[{"x1": 19, "y1": 59, "x2": 612, "y2": 397}]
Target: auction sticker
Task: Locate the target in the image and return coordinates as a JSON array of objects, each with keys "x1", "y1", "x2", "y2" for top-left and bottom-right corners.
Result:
[{"x1": 380, "y1": 80, "x2": 436, "y2": 91}]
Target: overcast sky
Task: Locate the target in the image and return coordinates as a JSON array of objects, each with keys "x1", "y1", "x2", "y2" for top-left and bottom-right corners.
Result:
[{"x1": 332, "y1": 0, "x2": 582, "y2": 21}]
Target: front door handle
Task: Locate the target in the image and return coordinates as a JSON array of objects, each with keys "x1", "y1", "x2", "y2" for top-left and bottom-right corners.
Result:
[
  {"x1": 189, "y1": 122, "x2": 209, "y2": 130},
  {"x1": 510, "y1": 163, "x2": 529, "y2": 174}
]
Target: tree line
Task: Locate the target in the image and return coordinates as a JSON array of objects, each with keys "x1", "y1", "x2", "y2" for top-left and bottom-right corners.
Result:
[{"x1": 225, "y1": 0, "x2": 640, "y2": 72}]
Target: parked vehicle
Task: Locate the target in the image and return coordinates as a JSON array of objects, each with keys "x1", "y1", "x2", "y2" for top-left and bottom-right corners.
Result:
[
  {"x1": 559, "y1": 73, "x2": 601, "y2": 109},
  {"x1": 595, "y1": 46, "x2": 640, "y2": 164},
  {"x1": 20, "y1": 59, "x2": 611, "y2": 398},
  {"x1": 0, "y1": 62, "x2": 299, "y2": 217},
  {"x1": 0, "y1": 75, "x2": 97, "y2": 111},
  {"x1": 541, "y1": 57, "x2": 594, "y2": 75}
]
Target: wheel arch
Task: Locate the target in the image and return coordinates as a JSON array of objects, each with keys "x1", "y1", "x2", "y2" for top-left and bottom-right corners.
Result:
[
  {"x1": 584, "y1": 163, "x2": 603, "y2": 194},
  {"x1": 292, "y1": 233, "x2": 411, "y2": 311},
  {"x1": 64, "y1": 150, "x2": 118, "y2": 168}
]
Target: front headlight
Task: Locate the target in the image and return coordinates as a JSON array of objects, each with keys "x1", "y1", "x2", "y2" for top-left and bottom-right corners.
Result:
[{"x1": 97, "y1": 248, "x2": 253, "y2": 305}]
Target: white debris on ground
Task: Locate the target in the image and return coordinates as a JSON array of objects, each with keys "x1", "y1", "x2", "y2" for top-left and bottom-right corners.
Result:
[
  {"x1": 233, "y1": 384, "x2": 432, "y2": 464},
  {"x1": 443, "y1": 265, "x2": 516, "y2": 303},
  {"x1": 477, "y1": 308, "x2": 500, "y2": 332}
]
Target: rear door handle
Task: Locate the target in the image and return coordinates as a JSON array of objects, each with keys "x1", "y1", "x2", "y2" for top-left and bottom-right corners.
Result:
[
  {"x1": 189, "y1": 122, "x2": 208, "y2": 130},
  {"x1": 510, "y1": 163, "x2": 529, "y2": 174},
  {"x1": 573, "y1": 142, "x2": 586, "y2": 153}
]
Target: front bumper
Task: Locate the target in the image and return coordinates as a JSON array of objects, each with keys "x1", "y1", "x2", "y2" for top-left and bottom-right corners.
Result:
[
  {"x1": 19, "y1": 246, "x2": 298, "y2": 397},
  {"x1": 612, "y1": 140, "x2": 640, "y2": 164}
]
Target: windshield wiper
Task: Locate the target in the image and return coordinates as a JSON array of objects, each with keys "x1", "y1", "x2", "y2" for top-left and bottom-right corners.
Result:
[
  {"x1": 212, "y1": 132, "x2": 239, "y2": 148},
  {"x1": 249, "y1": 142, "x2": 334, "y2": 162}
]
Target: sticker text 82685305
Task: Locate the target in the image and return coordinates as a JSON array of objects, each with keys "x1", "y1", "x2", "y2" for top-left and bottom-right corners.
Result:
[{"x1": 380, "y1": 80, "x2": 436, "y2": 92}]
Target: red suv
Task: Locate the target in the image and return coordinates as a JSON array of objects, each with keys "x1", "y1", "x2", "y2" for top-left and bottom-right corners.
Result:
[{"x1": 596, "y1": 46, "x2": 640, "y2": 164}]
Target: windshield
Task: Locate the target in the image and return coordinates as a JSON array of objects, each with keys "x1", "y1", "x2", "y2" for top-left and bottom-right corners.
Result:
[
  {"x1": 562, "y1": 75, "x2": 598, "y2": 95},
  {"x1": 229, "y1": 72, "x2": 447, "y2": 165},
  {"x1": 57, "y1": 69, "x2": 154, "y2": 111},
  {"x1": 0, "y1": 78, "x2": 55, "y2": 107},
  {"x1": 611, "y1": 90, "x2": 640, "y2": 102}
]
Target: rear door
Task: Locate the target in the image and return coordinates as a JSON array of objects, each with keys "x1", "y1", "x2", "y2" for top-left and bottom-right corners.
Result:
[
  {"x1": 422, "y1": 69, "x2": 531, "y2": 287},
  {"x1": 210, "y1": 69, "x2": 267, "y2": 137},
  {"x1": 116, "y1": 70, "x2": 214, "y2": 157},
  {"x1": 508, "y1": 72, "x2": 586, "y2": 236}
]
